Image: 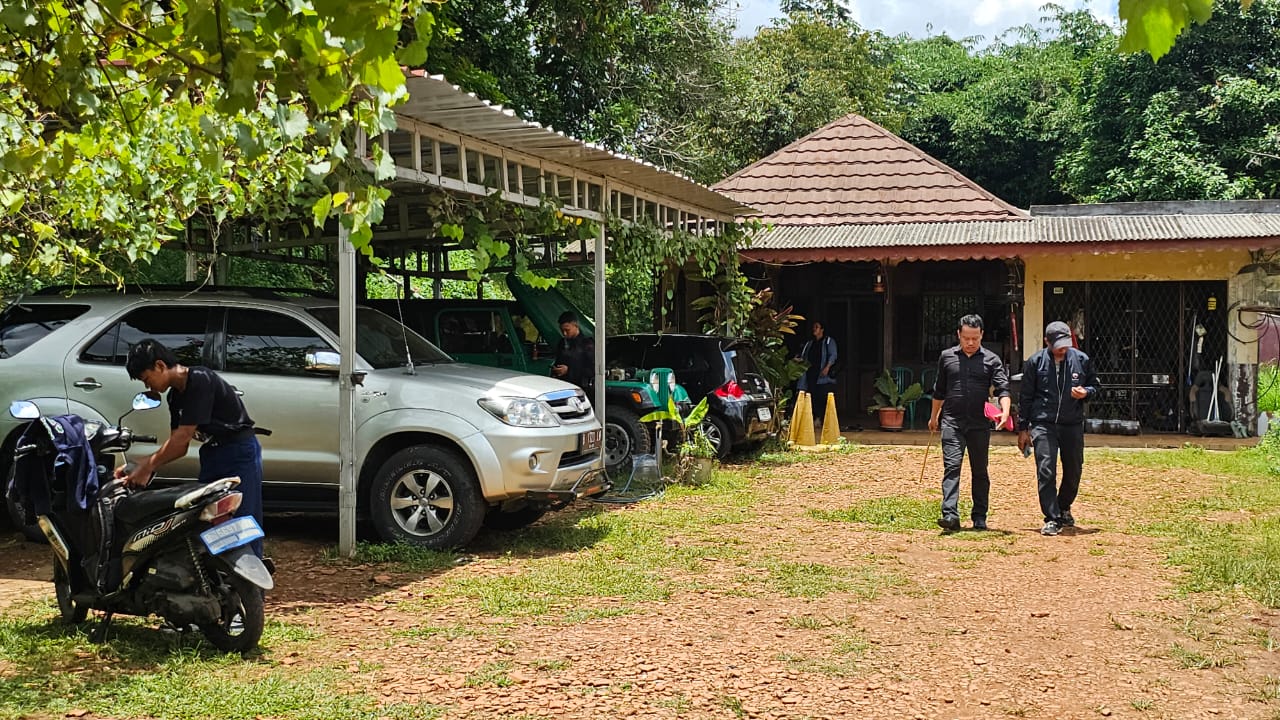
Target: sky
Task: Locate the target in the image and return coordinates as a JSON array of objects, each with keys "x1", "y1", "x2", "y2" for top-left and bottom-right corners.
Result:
[{"x1": 730, "y1": 0, "x2": 1119, "y2": 43}]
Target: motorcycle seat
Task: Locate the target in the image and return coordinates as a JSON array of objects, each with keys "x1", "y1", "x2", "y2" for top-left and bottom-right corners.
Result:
[{"x1": 115, "y1": 483, "x2": 209, "y2": 527}]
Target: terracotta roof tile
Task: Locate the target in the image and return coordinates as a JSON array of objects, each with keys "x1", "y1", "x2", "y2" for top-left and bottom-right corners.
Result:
[{"x1": 713, "y1": 114, "x2": 1027, "y2": 225}]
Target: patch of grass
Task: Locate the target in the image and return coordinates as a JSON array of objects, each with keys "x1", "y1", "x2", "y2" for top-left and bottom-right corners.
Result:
[
  {"x1": 334, "y1": 542, "x2": 461, "y2": 571},
  {"x1": 657, "y1": 694, "x2": 692, "y2": 712},
  {"x1": 376, "y1": 702, "x2": 445, "y2": 720},
  {"x1": 809, "y1": 496, "x2": 937, "y2": 531},
  {"x1": 1102, "y1": 447, "x2": 1280, "y2": 608},
  {"x1": 0, "y1": 601, "x2": 415, "y2": 720},
  {"x1": 1130, "y1": 698, "x2": 1154, "y2": 711},
  {"x1": 749, "y1": 560, "x2": 908, "y2": 600},
  {"x1": 1249, "y1": 628, "x2": 1278, "y2": 652},
  {"x1": 752, "y1": 442, "x2": 862, "y2": 467},
  {"x1": 720, "y1": 694, "x2": 746, "y2": 718},
  {"x1": 393, "y1": 624, "x2": 478, "y2": 641},
  {"x1": 531, "y1": 658, "x2": 570, "y2": 672},
  {"x1": 786, "y1": 615, "x2": 826, "y2": 630},
  {"x1": 465, "y1": 661, "x2": 513, "y2": 688},
  {"x1": 1169, "y1": 642, "x2": 1240, "y2": 669},
  {"x1": 1250, "y1": 675, "x2": 1280, "y2": 703}
]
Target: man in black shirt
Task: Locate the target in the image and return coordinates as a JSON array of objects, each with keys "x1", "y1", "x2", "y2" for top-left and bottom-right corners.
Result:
[
  {"x1": 551, "y1": 311, "x2": 595, "y2": 399},
  {"x1": 927, "y1": 314, "x2": 1011, "y2": 531},
  {"x1": 117, "y1": 339, "x2": 266, "y2": 558}
]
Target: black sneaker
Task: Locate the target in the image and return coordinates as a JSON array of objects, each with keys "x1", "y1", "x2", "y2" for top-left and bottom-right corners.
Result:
[
  {"x1": 1060, "y1": 510, "x2": 1075, "y2": 527},
  {"x1": 972, "y1": 519, "x2": 988, "y2": 531},
  {"x1": 1041, "y1": 520, "x2": 1061, "y2": 536},
  {"x1": 937, "y1": 516, "x2": 961, "y2": 532}
]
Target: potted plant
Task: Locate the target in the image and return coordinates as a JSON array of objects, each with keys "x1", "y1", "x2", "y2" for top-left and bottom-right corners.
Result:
[
  {"x1": 641, "y1": 396, "x2": 717, "y2": 485},
  {"x1": 866, "y1": 369, "x2": 923, "y2": 431}
]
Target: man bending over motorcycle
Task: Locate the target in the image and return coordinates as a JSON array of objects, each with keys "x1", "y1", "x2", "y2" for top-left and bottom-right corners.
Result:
[{"x1": 117, "y1": 339, "x2": 266, "y2": 559}]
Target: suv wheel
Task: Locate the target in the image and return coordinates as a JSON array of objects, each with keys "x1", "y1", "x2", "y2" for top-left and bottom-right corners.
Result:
[
  {"x1": 370, "y1": 445, "x2": 485, "y2": 549},
  {"x1": 701, "y1": 415, "x2": 733, "y2": 460},
  {"x1": 603, "y1": 408, "x2": 652, "y2": 470}
]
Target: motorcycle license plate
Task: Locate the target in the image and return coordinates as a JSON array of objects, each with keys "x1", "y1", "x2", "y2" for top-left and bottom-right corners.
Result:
[
  {"x1": 200, "y1": 516, "x2": 264, "y2": 555},
  {"x1": 757, "y1": 407, "x2": 773, "y2": 422},
  {"x1": 579, "y1": 428, "x2": 602, "y2": 452}
]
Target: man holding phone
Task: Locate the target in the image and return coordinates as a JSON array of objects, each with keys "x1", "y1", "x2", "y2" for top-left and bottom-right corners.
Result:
[{"x1": 1017, "y1": 321, "x2": 1101, "y2": 536}]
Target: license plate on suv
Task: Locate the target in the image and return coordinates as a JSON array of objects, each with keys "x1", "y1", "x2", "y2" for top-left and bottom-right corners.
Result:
[{"x1": 579, "y1": 428, "x2": 602, "y2": 452}]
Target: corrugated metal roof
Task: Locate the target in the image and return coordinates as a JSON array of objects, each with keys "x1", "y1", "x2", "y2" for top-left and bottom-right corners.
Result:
[
  {"x1": 398, "y1": 73, "x2": 754, "y2": 219},
  {"x1": 712, "y1": 114, "x2": 1026, "y2": 224},
  {"x1": 742, "y1": 214, "x2": 1280, "y2": 261}
]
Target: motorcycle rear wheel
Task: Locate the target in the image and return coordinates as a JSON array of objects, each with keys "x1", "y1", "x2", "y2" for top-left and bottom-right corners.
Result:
[
  {"x1": 53, "y1": 564, "x2": 88, "y2": 624},
  {"x1": 199, "y1": 563, "x2": 264, "y2": 654}
]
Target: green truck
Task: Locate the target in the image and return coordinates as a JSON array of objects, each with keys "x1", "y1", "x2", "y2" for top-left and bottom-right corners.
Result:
[{"x1": 366, "y1": 276, "x2": 688, "y2": 472}]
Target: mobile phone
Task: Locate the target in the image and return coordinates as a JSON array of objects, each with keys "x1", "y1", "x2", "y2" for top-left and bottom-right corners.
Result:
[{"x1": 1022, "y1": 444, "x2": 1032, "y2": 458}]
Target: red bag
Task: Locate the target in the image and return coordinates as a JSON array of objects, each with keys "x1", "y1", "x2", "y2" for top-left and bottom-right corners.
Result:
[{"x1": 984, "y1": 402, "x2": 1013, "y2": 431}]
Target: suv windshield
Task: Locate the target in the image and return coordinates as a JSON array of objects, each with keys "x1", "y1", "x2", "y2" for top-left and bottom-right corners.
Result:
[{"x1": 309, "y1": 307, "x2": 453, "y2": 369}]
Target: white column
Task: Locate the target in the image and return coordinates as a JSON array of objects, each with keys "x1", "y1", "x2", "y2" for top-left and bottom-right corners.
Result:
[{"x1": 594, "y1": 186, "x2": 608, "y2": 471}]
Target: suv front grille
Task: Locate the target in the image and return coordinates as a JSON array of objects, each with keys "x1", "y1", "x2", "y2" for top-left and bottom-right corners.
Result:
[{"x1": 542, "y1": 388, "x2": 593, "y2": 423}]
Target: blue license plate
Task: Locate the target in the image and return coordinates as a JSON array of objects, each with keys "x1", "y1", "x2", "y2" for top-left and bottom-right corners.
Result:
[{"x1": 200, "y1": 516, "x2": 264, "y2": 555}]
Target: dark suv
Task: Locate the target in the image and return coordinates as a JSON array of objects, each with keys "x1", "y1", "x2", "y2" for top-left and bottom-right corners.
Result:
[{"x1": 607, "y1": 334, "x2": 778, "y2": 458}]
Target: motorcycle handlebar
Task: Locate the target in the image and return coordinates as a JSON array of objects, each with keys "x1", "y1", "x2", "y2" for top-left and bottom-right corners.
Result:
[{"x1": 133, "y1": 435, "x2": 158, "y2": 443}]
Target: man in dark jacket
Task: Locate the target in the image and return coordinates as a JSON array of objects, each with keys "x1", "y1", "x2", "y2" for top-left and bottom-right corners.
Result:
[
  {"x1": 1017, "y1": 321, "x2": 1101, "y2": 536},
  {"x1": 928, "y1": 314, "x2": 1011, "y2": 532},
  {"x1": 551, "y1": 311, "x2": 594, "y2": 399}
]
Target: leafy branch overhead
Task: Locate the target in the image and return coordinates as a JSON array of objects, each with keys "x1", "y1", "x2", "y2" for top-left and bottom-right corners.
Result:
[
  {"x1": 1118, "y1": 0, "x2": 1244, "y2": 60},
  {"x1": 0, "y1": 0, "x2": 437, "y2": 280}
]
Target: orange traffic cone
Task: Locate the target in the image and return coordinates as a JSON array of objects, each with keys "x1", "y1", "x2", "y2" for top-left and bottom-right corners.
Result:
[
  {"x1": 820, "y1": 394, "x2": 840, "y2": 445},
  {"x1": 795, "y1": 392, "x2": 816, "y2": 447},
  {"x1": 789, "y1": 391, "x2": 808, "y2": 445}
]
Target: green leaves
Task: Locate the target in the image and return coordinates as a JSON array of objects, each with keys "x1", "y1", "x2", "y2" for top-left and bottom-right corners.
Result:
[
  {"x1": 0, "y1": 0, "x2": 440, "y2": 283},
  {"x1": 1118, "y1": 0, "x2": 1215, "y2": 60}
]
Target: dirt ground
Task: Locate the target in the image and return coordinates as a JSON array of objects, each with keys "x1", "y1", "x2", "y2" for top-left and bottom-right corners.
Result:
[{"x1": 2, "y1": 445, "x2": 1279, "y2": 720}]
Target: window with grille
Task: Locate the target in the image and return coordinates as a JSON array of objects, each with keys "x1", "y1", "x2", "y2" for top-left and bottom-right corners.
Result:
[{"x1": 922, "y1": 294, "x2": 980, "y2": 360}]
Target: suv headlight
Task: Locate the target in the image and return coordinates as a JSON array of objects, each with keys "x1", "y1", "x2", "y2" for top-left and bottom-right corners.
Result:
[{"x1": 479, "y1": 398, "x2": 559, "y2": 427}]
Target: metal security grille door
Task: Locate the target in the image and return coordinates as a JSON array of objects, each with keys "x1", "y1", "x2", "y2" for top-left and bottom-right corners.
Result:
[{"x1": 1043, "y1": 281, "x2": 1227, "y2": 431}]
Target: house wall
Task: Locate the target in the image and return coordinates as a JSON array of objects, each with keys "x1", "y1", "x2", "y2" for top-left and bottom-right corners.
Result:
[
  {"x1": 1023, "y1": 249, "x2": 1252, "y2": 359},
  {"x1": 1024, "y1": 248, "x2": 1262, "y2": 432}
]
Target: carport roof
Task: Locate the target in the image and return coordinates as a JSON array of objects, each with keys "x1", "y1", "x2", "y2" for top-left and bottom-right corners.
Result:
[{"x1": 397, "y1": 72, "x2": 754, "y2": 219}]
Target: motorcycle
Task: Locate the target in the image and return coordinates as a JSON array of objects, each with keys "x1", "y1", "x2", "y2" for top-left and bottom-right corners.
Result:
[{"x1": 8, "y1": 393, "x2": 273, "y2": 653}]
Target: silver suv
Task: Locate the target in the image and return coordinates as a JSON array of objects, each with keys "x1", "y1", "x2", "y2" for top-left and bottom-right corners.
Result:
[{"x1": 0, "y1": 290, "x2": 606, "y2": 548}]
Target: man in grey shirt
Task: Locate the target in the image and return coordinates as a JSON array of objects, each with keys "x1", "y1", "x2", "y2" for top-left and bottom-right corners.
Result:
[{"x1": 927, "y1": 314, "x2": 1011, "y2": 531}]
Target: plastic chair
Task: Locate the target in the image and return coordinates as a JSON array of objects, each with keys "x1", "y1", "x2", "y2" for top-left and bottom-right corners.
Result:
[{"x1": 891, "y1": 366, "x2": 914, "y2": 428}]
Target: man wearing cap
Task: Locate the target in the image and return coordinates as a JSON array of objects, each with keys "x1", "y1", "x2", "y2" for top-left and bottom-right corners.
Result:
[{"x1": 1017, "y1": 321, "x2": 1101, "y2": 536}]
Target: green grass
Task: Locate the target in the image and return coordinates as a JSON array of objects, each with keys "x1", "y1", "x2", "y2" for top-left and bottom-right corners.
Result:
[
  {"x1": 746, "y1": 560, "x2": 909, "y2": 599},
  {"x1": 464, "y1": 661, "x2": 513, "y2": 688},
  {"x1": 1102, "y1": 444, "x2": 1280, "y2": 607},
  {"x1": 809, "y1": 496, "x2": 938, "y2": 531},
  {"x1": 0, "y1": 598, "x2": 440, "y2": 720},
  {"x1": 1169, "y1": 641, "x2": 1240, "y2": 669}
]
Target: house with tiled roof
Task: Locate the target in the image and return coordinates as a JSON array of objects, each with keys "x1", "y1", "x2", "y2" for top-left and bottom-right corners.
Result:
[{"x1": 711, "y1": 114, "x2": 1280, "y2": 435}]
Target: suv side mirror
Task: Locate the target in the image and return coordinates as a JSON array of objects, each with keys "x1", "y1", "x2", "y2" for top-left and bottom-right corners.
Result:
[{"x1": 305, "y1": 349, "x2": 342, "y2": 375}]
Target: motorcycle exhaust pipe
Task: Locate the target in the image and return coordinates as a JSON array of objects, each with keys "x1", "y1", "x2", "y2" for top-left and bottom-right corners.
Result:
[{"x1": 37, "y1": 516, "x2": 72, "y2": 572}]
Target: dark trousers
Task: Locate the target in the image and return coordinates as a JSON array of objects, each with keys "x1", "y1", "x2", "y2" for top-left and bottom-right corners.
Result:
[
  {"x1": 199, "y1": 437, "x2": 265, "y2": 558},
  {"x1": 1030, "y1": 422, "x2": 1084, "y2": 523},
  {"x1": 940, "y1": 423, "x2": 990, "y2": 522}
]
